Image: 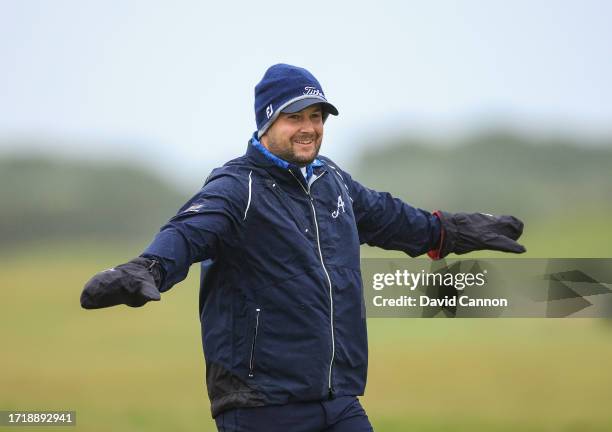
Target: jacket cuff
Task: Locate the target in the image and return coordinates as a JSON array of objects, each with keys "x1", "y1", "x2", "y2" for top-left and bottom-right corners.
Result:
[
  {"x1": 139, "y1": 254, "x2": 167, "y2": 289},
  {"x1": 427, "y1": 210, "x2": 444, "y2": 260}
]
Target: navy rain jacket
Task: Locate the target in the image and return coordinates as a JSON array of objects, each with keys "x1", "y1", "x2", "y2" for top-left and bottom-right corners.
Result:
[{"x1": 143, "y1": 136, "x2": 441, "y2": 417}]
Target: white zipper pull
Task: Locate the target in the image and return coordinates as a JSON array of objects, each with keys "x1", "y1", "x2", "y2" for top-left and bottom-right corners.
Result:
[{"x1": 248, "y1": 308, "x2": 261, "y2": 378}]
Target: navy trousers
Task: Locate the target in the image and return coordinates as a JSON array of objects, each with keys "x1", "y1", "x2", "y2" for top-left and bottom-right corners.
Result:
[{"x1": 214, "y1": 396, "x2": 374, "y2": 432}]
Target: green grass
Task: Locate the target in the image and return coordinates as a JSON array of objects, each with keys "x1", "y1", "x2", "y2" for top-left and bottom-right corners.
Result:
[{"x1": 1, "y1": 213, "x2": 612, "y2": 431}]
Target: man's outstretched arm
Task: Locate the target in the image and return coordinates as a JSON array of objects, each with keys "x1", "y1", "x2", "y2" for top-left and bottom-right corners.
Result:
[
  {"x1": 339, "y1": 169, "x2": 525, "y2": 258},
  {"x1": 80, "y1": 172, "x2": 247, "y2": 309}
]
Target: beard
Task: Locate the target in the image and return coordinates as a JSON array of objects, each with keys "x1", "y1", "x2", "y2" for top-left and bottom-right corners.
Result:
[{"x1": 268, "y1": 134, "x2": 322, "y2": 167}]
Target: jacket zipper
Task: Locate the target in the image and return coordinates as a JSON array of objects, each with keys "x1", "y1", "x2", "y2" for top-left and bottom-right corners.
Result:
[
  {"x1": 289, "y1": 170, "x2": 335, "y2": 396},
  {"x1": 248, "y1": 308, "x2": 261, "y2": 378}
]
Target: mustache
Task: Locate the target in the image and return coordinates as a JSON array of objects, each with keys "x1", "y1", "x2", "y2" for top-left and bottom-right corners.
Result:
[{"x1": 293, "y1": 134, "x2": 318, "y2": 141}]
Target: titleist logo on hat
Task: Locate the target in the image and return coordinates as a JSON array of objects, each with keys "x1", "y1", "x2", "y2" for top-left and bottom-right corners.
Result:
[{"x1": 304, "y1": 86, "x2": 324, "y2": 97}]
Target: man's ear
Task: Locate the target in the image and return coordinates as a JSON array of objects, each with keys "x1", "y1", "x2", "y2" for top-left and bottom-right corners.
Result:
[{"x1": 260, "y1": 132, "x2": 270, "y2": 149}]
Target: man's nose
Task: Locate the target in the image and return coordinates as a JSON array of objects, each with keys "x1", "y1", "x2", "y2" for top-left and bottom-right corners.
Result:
[{"x1": 299, "y1": 118, "x2": 316, "y2": 133}]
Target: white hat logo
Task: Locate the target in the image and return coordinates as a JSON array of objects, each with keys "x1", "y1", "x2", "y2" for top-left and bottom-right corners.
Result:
[{"x1": 304, "y1": 86, "x2": 324, "y2": 97}]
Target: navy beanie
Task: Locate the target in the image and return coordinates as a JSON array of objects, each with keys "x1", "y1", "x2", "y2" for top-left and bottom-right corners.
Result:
[{"x1": 254, "y1": 64, "x2": 339, "y2": 138}]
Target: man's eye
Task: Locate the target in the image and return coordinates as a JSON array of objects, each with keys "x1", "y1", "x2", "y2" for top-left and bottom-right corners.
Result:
[{"x1": 288, "y1": 114, "x2": 300, "y2": 120}]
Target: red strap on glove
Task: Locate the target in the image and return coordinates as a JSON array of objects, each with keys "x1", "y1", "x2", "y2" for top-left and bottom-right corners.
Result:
[{"x1": 427, "y1": 210, "x2": 445, "y2": 260}]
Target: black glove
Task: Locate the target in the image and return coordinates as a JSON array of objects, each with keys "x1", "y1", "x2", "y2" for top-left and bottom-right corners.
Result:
[
  {"x1": 80, "y1": 257, "x2": 163, "y2": 309},
  {"x1": 431, "y1": 211, "x2": 526, "y2": 259}
]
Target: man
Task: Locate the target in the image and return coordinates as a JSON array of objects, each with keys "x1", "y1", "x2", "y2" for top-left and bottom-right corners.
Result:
[{"x1": 81, "y1": 64, "x2": 525, "y2": 431}]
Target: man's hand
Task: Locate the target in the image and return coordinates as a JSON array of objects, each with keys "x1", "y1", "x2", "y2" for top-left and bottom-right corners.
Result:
[
  {"x1": 80, "y1": 257, "x2": 163, "y2": 309},
  {"x1": 430, "y1": 211, "x2": 526, "y2": 259}
]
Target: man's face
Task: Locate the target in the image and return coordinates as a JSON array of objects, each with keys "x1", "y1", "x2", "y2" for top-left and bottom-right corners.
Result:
[{"x1": 261, "y1": 104, "x2": 324, "y2": 166}]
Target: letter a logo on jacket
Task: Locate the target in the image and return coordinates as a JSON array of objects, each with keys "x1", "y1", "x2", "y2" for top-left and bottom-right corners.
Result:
[{"x1": 332, "y1": 195, "x2": 346, "y2": 218}]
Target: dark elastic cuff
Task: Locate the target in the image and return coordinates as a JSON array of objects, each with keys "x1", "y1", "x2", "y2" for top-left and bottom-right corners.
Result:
[{"x1": 137, "y1": 255, "x2": 165, "y2": 288}]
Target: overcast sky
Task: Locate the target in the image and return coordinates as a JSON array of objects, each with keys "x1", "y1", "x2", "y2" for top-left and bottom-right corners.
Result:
[{"x1": 1, "y1": 0, "x2": 611, "y2": 186}]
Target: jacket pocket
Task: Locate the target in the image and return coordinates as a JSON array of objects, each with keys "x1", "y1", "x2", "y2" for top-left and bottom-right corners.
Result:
[{"x1": 248, "y1": 308, "x2": 261, "y2": 378}]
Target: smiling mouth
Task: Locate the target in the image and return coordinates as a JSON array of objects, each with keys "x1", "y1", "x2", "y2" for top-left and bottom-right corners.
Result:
[{"x1": 294, "y1": 138, "x2": 315, "y2": 145}]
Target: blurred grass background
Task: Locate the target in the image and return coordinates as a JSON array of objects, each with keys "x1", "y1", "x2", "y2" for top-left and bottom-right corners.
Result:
[{"x1": 1, "y1": 131, "x2": 612, "y2": 431}]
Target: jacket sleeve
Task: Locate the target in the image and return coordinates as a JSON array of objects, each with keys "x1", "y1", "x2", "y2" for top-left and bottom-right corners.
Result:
[
  {"x1": 340, "y1": 169, "x2": 442, "y2": 257},
  {"x1": 141, "y1": 172, "x2": 247, "y2": 292}
]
